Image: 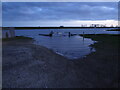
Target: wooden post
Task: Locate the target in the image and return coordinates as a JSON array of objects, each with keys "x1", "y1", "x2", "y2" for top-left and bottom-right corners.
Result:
[
  {"x1": 68, "y1": 32, "x2": 71, "y2": 37},
  {"x1": 49, "y1": 31, "x2": 53, "y2": 37},
  {"x1": 83, "y1": 32, "x2": 85, "y2": 42}
]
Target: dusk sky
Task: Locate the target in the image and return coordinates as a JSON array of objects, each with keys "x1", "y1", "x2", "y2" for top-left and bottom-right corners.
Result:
[{"x1": 2, "y1": 2, "x2": 118, "y2": 27}]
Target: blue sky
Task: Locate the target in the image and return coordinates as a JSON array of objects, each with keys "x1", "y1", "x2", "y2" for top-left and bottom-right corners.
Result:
[{"x1": 2, "y1": 2, "x2": 118, "y2": 27}]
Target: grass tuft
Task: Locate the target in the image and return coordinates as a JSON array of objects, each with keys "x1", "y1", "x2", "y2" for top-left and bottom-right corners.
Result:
[{"x1": 2, "y1": 36, "x2": 33, "y2": 41}]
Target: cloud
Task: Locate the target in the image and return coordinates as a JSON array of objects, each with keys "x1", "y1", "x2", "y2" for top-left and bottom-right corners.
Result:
[
  {"x1": 2, "y1": 2, "x2": 118, "y2": 26},
  {"x1": 3, "y1": 20, "x2": 118, "y2": 27}
]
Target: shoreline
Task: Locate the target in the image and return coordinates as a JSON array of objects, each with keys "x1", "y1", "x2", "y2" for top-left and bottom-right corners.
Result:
[
  {"x1": 2, "y1": 35, "x2": 119, "y2": 88},
  {"x1": 2, "y1": 27, "x2": 119, "y2": 30}
]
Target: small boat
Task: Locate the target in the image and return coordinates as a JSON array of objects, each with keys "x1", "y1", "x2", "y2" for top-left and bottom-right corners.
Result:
[
  {"x1": 39, "y1": 34, "x2": 52, "y2": 36},
  {"x1": 39, "y1": 31, "x2": 54, "y2": 37}
]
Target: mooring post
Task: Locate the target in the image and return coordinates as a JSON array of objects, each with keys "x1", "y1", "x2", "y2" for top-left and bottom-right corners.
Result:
[
  {"x1": 83, "y1": 32, "x2": 85, "y2": 42},
  {"x1": 49, "y1": 31, "x2": 54, "y2": 37},
  {"x1": 68, "y1": 32, "x2": 71, "y2": 37},
  {"x1": 83, "y1": 31, "x2": 85, "y2": 36}
]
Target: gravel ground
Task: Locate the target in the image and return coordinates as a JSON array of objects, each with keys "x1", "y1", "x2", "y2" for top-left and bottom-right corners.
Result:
[{"x1": 2, "y1": 36, "x2": 119, "y2": 88}]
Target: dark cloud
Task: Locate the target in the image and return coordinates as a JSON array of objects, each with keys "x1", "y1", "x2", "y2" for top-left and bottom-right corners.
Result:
[{"x1": 2, "y1": 2, "x2": 118, "y2": 22}]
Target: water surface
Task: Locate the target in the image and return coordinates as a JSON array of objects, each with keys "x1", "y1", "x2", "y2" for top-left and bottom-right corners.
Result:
[{"x1": 15, "y1": 28, "x2": 119, "y2": 59}]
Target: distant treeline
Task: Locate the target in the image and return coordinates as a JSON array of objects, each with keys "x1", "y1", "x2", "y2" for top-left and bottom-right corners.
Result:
[{"x1": 2, "y1": 27, "x2": 119, "y2": 30}]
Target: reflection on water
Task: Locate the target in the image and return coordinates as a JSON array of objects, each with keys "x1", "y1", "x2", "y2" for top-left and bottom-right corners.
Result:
[
  {"x1": 35, "y1": 35, "x2": 95, "y2": 59},
  {"x1": 15, "y1": 28, "x2": 119, "y2": 59}
]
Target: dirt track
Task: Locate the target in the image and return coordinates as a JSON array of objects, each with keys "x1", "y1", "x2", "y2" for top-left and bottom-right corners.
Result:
[{"x1": 2, "y1": 35, "x2": 119, "y2": 88}]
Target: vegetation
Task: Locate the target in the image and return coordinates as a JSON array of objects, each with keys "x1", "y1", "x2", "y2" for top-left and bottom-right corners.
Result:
[
  {"x1": 2, "y1": 36, "x2": 33, "y2": 41},
  {"x1": 80, "y1": 34, "x2": 120, "y2": 48},
  {"x1": 2, "y1": 27, "x2": 118, "y2": 30},
  {"x1": 106, "y1": 29, "x2": 120, "y2": 31}
]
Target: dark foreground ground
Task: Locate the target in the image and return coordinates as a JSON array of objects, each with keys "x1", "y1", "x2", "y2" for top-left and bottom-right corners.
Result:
[{"x1": 2, "y1": 35, "x2": 119, "y2": 88}]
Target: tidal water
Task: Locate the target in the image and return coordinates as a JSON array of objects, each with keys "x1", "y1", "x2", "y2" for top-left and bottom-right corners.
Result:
[{"x1": 15, "y1": 28, "x2": 119, "y2": 59}]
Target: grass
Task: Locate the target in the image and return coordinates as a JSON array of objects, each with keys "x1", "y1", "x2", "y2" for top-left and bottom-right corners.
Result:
[
  {"x1": 106, "y1": 29, "x2": 120, "y2": 31},
  {"x1": 80, "y1": 34, "x2": 120, "y2": 48},
  {"x1": 2, "y1": 36, "x2": 33, "y2": 41}
]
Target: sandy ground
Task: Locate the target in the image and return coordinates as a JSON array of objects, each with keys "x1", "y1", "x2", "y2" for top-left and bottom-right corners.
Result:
[{"x1": 2, "y1": 36, "x2": 119, "y2": 88}]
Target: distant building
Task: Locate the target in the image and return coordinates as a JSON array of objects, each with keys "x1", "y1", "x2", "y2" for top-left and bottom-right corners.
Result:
[
  {"x1": 60, "y1": 26, "x2": 64, "y2": 28},
  {"x1": 2, "y1": 27, "x2": 15, "y2": 38},
  {"x1": 110, "y1": 25, "x2": 114, "y2": 27},
  {"x1": 90, "y1": 24, "x2": 100, "y2": 27}
]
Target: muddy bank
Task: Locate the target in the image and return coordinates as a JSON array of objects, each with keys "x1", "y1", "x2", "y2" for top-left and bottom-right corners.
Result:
[
  {"x1": 2, "y1": 35, "x2": 119, "y2": 88},
  {"x1": 2, "y1": 38, "x2": 77, "y2": 88},
  {"x1": 74, "y1": 34, "x2": 119, "y2": 88}
]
